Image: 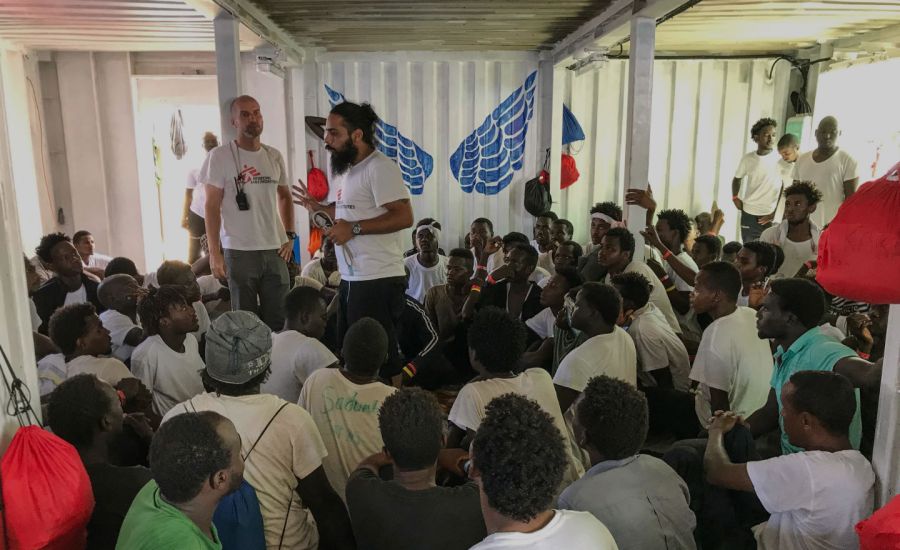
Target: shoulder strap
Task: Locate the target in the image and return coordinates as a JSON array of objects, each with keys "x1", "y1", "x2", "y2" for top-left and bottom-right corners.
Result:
[{"x1": 243, "y1": 402, "x2": 290, "y2": 462}]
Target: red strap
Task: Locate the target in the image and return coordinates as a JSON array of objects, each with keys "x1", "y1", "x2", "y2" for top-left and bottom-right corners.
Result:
[{"x1": 307, "y1": 150, "x2": 316, "y2": 169}]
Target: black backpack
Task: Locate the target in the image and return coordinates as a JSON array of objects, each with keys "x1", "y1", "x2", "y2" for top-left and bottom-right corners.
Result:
[{"x1": 524, "y1": 149, "x2": 552, "y2": 216}]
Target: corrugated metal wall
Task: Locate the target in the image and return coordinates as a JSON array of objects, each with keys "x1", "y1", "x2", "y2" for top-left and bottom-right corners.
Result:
[
  {"x1": 307, "y1": 52, "x2": 547, "y2": 251},
  {"x1": 555, "y1": 57, "x2": 791, "y2": 243}
]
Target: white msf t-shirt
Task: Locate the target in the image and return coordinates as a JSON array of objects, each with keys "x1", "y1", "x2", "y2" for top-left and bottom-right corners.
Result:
[
  {"x1": 470, "y1": 509, "x2": 618, "y2": 550},
  {"x1": 99, "y1": 309, "x2": 141, "y2": 363},
  {"x1": 261, "y1": 330, "x2": 337, "y2": 404},
  {"x1": 792, "y1": 149, "x2": 859, "y2": 227},
  {"x1": 553, "y1": 326, "x2": 638, "y2": 391},
  {"x1": 163, "y1": 392, "x2": 327, "y2": 550},
  {"x1": 734, "y1": 150, "x2": 785, "y2": 216},
  {"x1": 130, "y1": 334, "x2": 205, "y2": 416},
  {"x1": 298, "y1": 369, "x2": 396, "y2": 502},
  {"x1": 747, "y1": 450, "x2": 875, "y2": 550},
  {"x1": 332, "y1": 150, "x2": 410, "y2": 281},
  {"x1": 690, "y1": 307, "x2": 773, "y2": 424},
  {"x1": 201, "y1": 142, "x2": 288, "y2": 251},
  {"x1": 185, "y1": 167, "x2": 206, "y2": 218},
  {"x1": 404, "y1": 254, "x2": 448, "y2": 303}
]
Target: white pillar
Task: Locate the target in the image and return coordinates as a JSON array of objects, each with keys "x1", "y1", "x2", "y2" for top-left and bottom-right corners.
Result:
[
  {"x1": 804, "y1": 43, "x2": 833, "y2": 116},
  {"x1": 873, "y1": 304, "x2": 900, "y2": 506},
  {"x1": 214, "y1": 12, "x2": 242, "y2": 142},
  {"x1": 622, "y1": 15, "x2": 656, "y2": 261}
]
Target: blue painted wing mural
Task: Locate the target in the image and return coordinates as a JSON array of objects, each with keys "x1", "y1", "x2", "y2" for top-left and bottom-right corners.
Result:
[
  {"x1": 324, "y1": 84, "x2": 433, "y2": 195},
  {"x1": 449, "y1": 71, "x2": 537, "y2": 195}
]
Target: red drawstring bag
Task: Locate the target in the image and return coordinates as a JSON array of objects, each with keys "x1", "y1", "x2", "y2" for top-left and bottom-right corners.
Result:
[
  {"x1": 857, "y1": 494, "x2": 900, "y2": 549},
  {"x1": 1, "y1": 426, "x2": 94, "y2": 549},
  {"x1": 307, "y1": 150, "x2": 329, "y2": 202},
  {"x1": 560, "y1": 153, "x2": 580, "y2": 189},
  {"x1": 817, "y1": 161, "x2": 900, "y2": 304}
]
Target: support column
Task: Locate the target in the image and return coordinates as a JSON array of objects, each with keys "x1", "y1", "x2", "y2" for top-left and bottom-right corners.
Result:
[
  {"x1": 623, "y1": 15, "x2": 656, "y2": 261},
  {"x1": 214, "y1": 12, "x2": 242, "y2": 141},
  {"x1": 873, "y1": 304, "x2": 900, "y2": 507},
  {"x1": 804, "y1": 43, "x2": 833, "y2": 116}
]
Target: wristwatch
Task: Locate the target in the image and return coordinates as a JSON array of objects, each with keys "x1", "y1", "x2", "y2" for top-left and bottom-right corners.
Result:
[
  {"x1": 351, "y1": 223, "x2": 362, "y2": 236},
  {"x1": 286, "y1": 231, "x2": 297, "y2": 240}
]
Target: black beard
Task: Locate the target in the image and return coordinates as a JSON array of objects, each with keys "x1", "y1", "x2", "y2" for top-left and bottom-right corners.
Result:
[{"x1": 330, "y1": 143, "x2": 358, "y2": 175}]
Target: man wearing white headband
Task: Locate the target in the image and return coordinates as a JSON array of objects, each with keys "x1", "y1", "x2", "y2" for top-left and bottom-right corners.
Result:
[
  {"x1": 579, "y1": 202, "x2": 625, "y2": 282},
  {"x1": 404, "y1": 221, "x2": 448, "y2": 303}
]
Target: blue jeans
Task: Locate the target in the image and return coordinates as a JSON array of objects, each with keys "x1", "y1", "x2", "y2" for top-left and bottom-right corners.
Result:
[{"x1": 223, "y1": 249, "x2": 289, "y2": 330}]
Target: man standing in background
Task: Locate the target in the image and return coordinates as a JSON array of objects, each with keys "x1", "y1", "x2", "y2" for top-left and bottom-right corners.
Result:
[
  {"x1": 182, "y1": 132, "x2": 219, "y2": 263},
  {"x1": 793, "y1": 116, "x2": 859, "y2": 227},
  {"x1": 732, "y1": 118, "x2": 783, "y2": 242}
]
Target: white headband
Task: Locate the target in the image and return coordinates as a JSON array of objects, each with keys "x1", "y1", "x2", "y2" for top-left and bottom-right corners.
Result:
[
  {"x1": 591, "y1": 212, "x2": 626, "y2": 228},
  {"x1": 416, "y1": 223, "x2": 441, "y2": 243}
]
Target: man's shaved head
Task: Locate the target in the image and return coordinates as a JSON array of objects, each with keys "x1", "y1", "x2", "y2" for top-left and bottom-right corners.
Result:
[
  {"x1": 98, "y1": 273, "x2": 140, "y2": 310},
  {"x1": 230, "y1": 95, "x2": 259, "y2": 115},
  {"x1": 818, "y1": 116, "x2": 838, "y2": 130}
]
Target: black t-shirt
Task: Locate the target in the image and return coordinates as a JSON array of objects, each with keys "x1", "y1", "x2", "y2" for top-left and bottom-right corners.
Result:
[
  {"x1": 346, "y1": 468, "x2": 487, "y2": 550},
  {"x1": 85, "y1": 462, "x2": 152, "y2": 550}
]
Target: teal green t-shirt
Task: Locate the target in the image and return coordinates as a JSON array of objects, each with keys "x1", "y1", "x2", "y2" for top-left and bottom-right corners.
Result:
[
  {"x1": 116, "y1": 480, "x2": 222, "y2": 550},
  {"x1": 771, "y1": 327, "x2": 860, "y2": 455}
]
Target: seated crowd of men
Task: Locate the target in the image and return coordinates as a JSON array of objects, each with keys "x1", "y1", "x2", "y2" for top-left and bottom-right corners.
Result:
[{"x1": 20, "y1": 112, "x2": 888, "y2": 550}]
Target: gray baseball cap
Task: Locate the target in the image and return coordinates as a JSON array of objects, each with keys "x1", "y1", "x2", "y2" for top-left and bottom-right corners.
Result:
[{"x1": 205, "y1": 311, "x2": 272, "y2": 385}]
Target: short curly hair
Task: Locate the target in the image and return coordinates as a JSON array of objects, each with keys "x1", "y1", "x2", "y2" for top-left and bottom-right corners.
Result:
[
  {"x1": 48, "y1": 374, "x2": 114, "y2": 447},
  {"x1": 138, "y1": 285, "x2": 189, "y2": 336},
  {"x1": 742, "y1": 241, "x2": 776, "y2": 277},
  {"x1": 468, "y1": 307, "x2": 527, "y2": 373},
  {"x1": 553, "y1": 219, "x2": 574, "y2": 238},
  {"x1": 604, "y1": 227, "x2": 635, "y2": 258},
  {"x1": 151, "y1": 411, "x2": 232, "y2": 503},
  {"x1": 590, "y1": 202, "x2": 623, "y2": 221},
  {"x1": 576, "y1": 375, "x2": 648, "y2": 459},
  {"x1": 35, "y1": 232, "x2": 71, "y2": 263},
  {"x1": 49, "y1": 303, "x2": 97, "y2": 355},
  {"x1": 751, "y1": 117, "x2": 777, "y2": 138},
  {"x1": 379, "y1": 388, "x2": 444, "y2": 470},
  {"x1": 657, "y1": 209, "x2": 692, "y2": 242},
  {"x1": 694, "y1": 234, "x2": 722, "y2": 260},
  {"x1": 783, "y1": 181, "x2": 823, "y2": 206},
  {"x1": 104, "y1": 257, "x2": 140, "y2": 279},
  {"x1": 472, "y1": 393, "x2": 567, "y2": 523},
  {"x1": 579, "y1": 282, "x2": 622, "y2": 326},
  {"x1": 610, "y1": 272, "x2": 652, "y2": 310}
]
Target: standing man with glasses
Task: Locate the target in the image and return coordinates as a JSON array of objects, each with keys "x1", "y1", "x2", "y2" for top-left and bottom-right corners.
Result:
[{"x1": 202, "y1": 95, "x2": 295, "y2": 330}]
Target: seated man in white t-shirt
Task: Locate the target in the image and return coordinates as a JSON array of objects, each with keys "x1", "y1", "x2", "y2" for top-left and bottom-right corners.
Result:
[
  {"x1": 553, "y1": 282, "x2": 637, "y2": 416},
  {"x1": 730, "y1": 118, "x2": 784, "y2": 242},
  {"x1": 162, "y1": 311, "x2": 355, "y2": 550},
  {"x1": 792, "y1": 116, "x2": 859, "y2": 227},
  {"x1": 48, "y1": 303, "x2": 134, "y2": 387},
  {"x1": 300, "y1": 236, "x2": 342, "y2": 290},
  {"x1": 486, "y1": 232, "x2": 551, "y2": 287},
  {"x1": 73, "y1": 230, "x2": 113, "y2": 280},
  {"x1": 525, "y1": 267, "x2": 584, "y2": 345},
  {"x1": 733, "y1": 241, "x2": 776, "y2": 308},
  {"x1": 261, "y1": 286, "x2": 337, "y2": 403},
  {"x1": 131, "y1": 286, "x2": 205, "y2": 417},
  {"x1": 299, "y1": 318, "x2": 396, "y2": 500},
  {"x1": 469, "y1": 217, "x2": 506, "y2": 274},
  {"x1": 156, "y1": 260, "x2": 211, "y2": 347},
  {"x1": 32, "y1": 232, "x2": 105, "y2": 334},
  {"x1": 448, "y1": 307, "x2": 584, "y2": 486},
  {"x1": 97, "y1": 274, "x2": 147, "y2": 364},
  {"x1": 468, "y1": 394, "x2": 617, "y2": 550},
  {"x1": 759, "y1": 181, "x2": 822, "y2": 278},
  {"x1": 403, "y1": 222, "x2": 447, "y2": 303},
  {"x1": 689, "y1": 262, "x2": 773, "y2": 425},
  {"x1": 704, "y1": 371, "x2": 875, "y2": 550}
]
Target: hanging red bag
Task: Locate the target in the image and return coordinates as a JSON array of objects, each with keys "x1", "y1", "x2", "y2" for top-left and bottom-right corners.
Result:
[
  {"x1": 856, "y1": 494, "x2": 900, "y2": 549},
  {"x1": 307, "y1": 150, "x2": 329, "y2": 202},
  {"x1": 560, "y1": 153, "x2": 580, "y2": 189},
  {"x1": 1, "y1": 426, "x2": 94, "y2": 550},
  {"x1": 817, "y1": 161, "x2": 900, "y2": 304}
]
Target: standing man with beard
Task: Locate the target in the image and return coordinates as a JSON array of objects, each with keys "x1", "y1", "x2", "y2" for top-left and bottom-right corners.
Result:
[
  {"x1": 294, "y1": 101, "x2": 413, "y2": 379},
  {"x1": 202, "y1": 95, "x2": 294, "y2": 331}
]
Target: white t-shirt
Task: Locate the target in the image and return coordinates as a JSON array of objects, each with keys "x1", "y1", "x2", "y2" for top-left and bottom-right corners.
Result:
[
  {"x1": 300, "y1": 259, "x2": 342, "y2": 288},
  {"x1": 130, "y1": 334, "x2": 205, "y2": 416},
  {"x1": 297, "y1": 369, "x2": 396, "y2": 501},
  {"x1": 29, "y1": 299, "x2": 41, "y2": 332},
  {"x1": 66, "y1": 355, "x2": 134, "y2": 386},
  {"x1": 690, "y1": 307, "x2": 773, "y2": 424},
  {"x1": 759, "y1": 225, "x2": 818, "y2": 278},
  {"x1": 192, "y1": 300, "x2": 210, "y2": 342},
  {"x1": 64, "y1": 285, "x2": 88, "y2": 306},
  {"x1": 185, "y1": 167, "x2": 206, "y2": 217},
  {"x1": 537, "y1": 251, "x2": 555, "y2": 275},
  {"x1": 404, "y1": 254, "x2": 448, "y2": 303},
  {"x1": 201, "y1": 142, "x2": 288, "y2": 251},
  {"x1": 554, "y1": 326, "x2": 638, "y2": 391},
  {"x1": 747, "y1": 450, "x2": 875, "y2": 550},
  {"x1": 734, "y1": 150, "x2": 785, "y2": 216},
  {"x1": 482, "y1": 249, "x2": 506, "y2": 275},
  {"x1": 449, "y1": 369, "x2": 585, "y2": 486},
  {"x1": 196, "y1": 274, "x2": 223, "y2": 296},
  {"x1": 793, "y1": 149, "x2": 859, "y2": 227},
  {"x1": 606, "y1": 261, "x2": 681, "y2": 334},
  {"x1": 627, "y1": 303, "x2": 691, "y2": 391},
  {"x1": 162, "y1": 392, "x2": 327, "y2": 550},
  {"x1": 526, "y1": 307, "x2": 558, "y2": 340},
  {"x1": 470, "y1": 509, "x2": 618, "y2": 550},
  {"x1": 261, "y1": 330, "x2": 337, "y2": 403},
  {"x1": 37, "y1": 353, "x2": 67, "y2": 396},
  {"x1": 332, "y1": 150, "x2": 410, "y2": 281},
  {"x1": 99, "y1": 309, "x2": 141, "y2": 363},
  {"x1": 84, "y1": 253, "x2": 112, "y2": 269},
  {"x1": 666, "y1": 251, "x2": 702, "y2": 340}
]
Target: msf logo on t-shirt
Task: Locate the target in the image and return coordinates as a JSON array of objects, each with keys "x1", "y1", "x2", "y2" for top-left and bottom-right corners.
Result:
[{"x1": 238, "y1": 164, "x2": 277, "y2": 185}]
